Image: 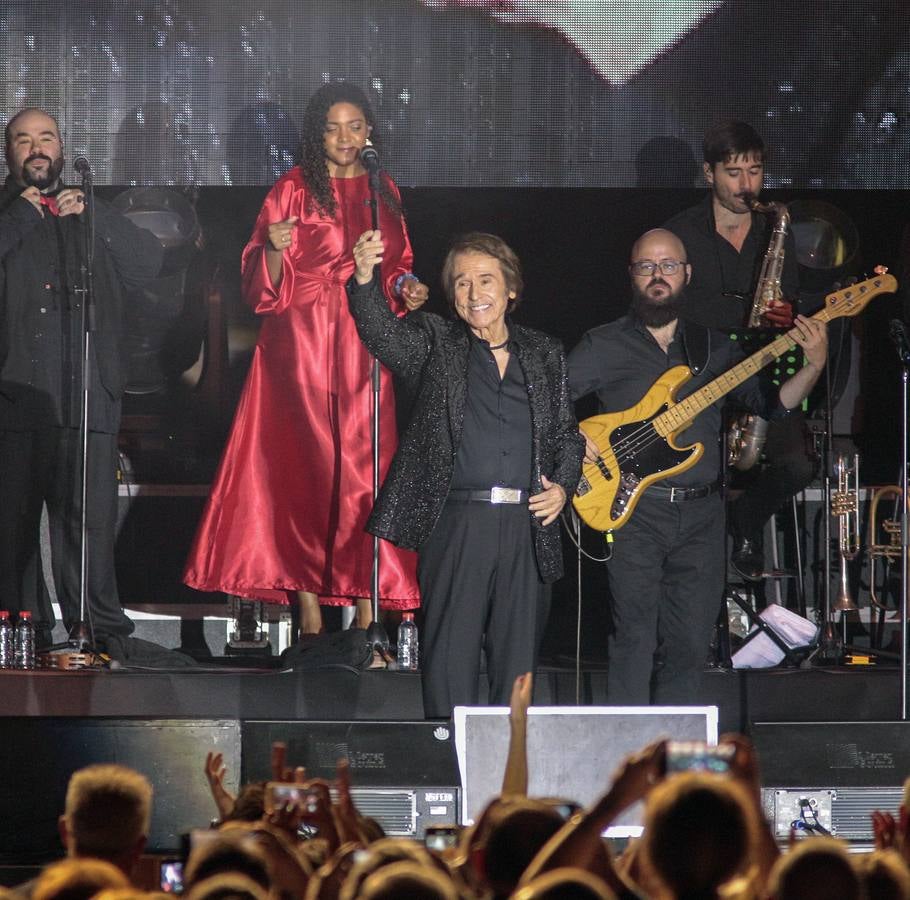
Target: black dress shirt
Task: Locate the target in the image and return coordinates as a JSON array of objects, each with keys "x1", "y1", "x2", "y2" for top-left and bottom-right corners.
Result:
[
  {"x1": 451, "y1": 336, "x2": 533, "y2": 491},
  {"x1": 567, "y1": 314, "x2": 787, "y2": 488},
  {"x1": 664, "y1": 195, "x2": 802, "y2": 331}
]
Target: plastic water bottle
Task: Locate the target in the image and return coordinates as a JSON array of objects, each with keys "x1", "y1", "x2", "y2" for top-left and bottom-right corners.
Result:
[
  {"x1": 397, "y1": 612, "x2": 419, "y2": 671},
  {"x1": 14, "y1": 611, "x2": 36, "y2": 670},
  {"x1": 0, "y1": 611, "x2": 13, "y2": 669}
]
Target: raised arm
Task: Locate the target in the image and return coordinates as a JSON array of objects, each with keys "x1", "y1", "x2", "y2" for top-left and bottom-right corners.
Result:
[
  {"x1": 501, "y1": 673, "x2": 533, "y2": 798},
  {"x1": 347, "y1": 228, "x2": 432, "y2": 379},
  {"x1": 521, "y1": 739, "x2": 667, "y2": 893}
]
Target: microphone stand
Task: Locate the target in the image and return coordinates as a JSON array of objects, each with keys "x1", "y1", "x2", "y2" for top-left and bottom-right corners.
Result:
[
  {"x1": 59, "y1": 162, "x2": 96, "y2": 652},
  {"x1": 889, "y1": 319, "x2": 910, "y2": 718},
  {"x1": 364, "y1": 159, "x2": 392, "y2": 662},
  {"x1": 810, "y1": 336, "x2": 843, "y2": 664},
  {"x1": 902, "y1": 364, "x2": 908, "y2": 720}
]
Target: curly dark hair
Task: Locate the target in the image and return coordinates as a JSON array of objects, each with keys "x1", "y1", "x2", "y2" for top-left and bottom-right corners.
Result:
[{"x1": 298, "y1": 81, "x2": 401, "y2": 220}]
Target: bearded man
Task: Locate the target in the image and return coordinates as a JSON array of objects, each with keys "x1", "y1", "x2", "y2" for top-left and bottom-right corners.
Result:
[
  {"x1": 0, "y1": 107, "x2": 162, "y2": 650},
  {"x1": 567, "y1": 228, "x2": 827, "y2": 704}
]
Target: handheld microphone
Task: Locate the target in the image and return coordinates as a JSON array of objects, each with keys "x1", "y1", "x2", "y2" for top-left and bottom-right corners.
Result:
[
  {"x1": 73, "y1": 156, "x2": 92, "y2": 178},
  {"x1": 889, "y1": 318, "x2": 910, "y2": 365},
  {"x1": 360, "y1": 141, "x2": 381, "y2": 174}
]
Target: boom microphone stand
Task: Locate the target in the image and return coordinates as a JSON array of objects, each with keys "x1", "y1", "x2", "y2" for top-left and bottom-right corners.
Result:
[{"x1": 361, "y1": 143, "x2": 392, "y2": 661}]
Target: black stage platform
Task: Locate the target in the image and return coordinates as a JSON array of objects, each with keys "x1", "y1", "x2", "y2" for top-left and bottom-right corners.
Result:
[
  {"x1": 2, "y1": 663, "x2": 908, "y2": 862},
  {"x1": 0, "y1": 664, "x2": 903, "y2": 733}
]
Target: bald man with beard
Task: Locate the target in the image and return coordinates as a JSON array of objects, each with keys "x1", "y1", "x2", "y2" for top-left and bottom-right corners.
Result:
[{"x1": 567, "y1": 229, "x2": 827, "y2": 705}]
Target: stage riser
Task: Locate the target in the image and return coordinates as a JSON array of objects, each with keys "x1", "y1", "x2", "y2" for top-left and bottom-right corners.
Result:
[
  {"x1": 3, "y1": 713, "x2": 907, "y2": 864},
  {"x1": 0, "y1": 718, "x2": 459, "y2": 862},
  {"x1": 0, "y1": 670, "x2": 424, "y2": 720}
]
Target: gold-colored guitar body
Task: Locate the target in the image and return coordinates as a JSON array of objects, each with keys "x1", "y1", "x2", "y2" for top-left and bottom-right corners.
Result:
[
  {"x1": 573, "y1": 270, "x2": 898, "y2": 533},
  {"x1": 574, "y1": 366, "x2": 702, "y2": 532}
]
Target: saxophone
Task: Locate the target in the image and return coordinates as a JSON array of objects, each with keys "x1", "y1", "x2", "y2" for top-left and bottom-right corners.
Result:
[{"x1": 727, "y1": 197, "x2": 790, "y2": 472}]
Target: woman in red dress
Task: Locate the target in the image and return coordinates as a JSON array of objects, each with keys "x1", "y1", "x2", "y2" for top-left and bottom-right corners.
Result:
[{"x1": 184, "y1": 82, "x2": 424, "y2": 633}]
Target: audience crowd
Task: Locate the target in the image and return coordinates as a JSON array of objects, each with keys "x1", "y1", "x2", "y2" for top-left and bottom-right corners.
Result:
[{"x1": 3, "y1": 675, "x2": 907, "y2": 900}]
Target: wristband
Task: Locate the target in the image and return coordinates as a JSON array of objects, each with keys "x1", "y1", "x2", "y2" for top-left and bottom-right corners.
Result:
[{"x1": 394, "y1": 273, "x2": 417, "y2": 296}]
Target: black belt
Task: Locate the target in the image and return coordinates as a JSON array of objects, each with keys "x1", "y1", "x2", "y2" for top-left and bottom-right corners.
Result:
[
  {"x1": 647, "y1": 481, "x2": 720, "y2": 502},
  {"x1": 447, "y1": 487, "x2": 529, "y2": 504}
]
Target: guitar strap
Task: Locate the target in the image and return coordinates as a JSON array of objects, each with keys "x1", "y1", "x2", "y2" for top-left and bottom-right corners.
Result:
[{"x1": 681, "y1": 319, "x2": 711, "y2": 376}]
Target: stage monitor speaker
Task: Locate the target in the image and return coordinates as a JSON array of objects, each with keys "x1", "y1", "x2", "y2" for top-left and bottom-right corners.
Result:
[
  {"x1": 753, "y1": 721, "x2": 909, "y2": 844},
  {"x1": 241, "y1": 720, "x2": 460, "y2": 838},
  {"x1": 0, "y1": 718, "x2": 240, "y2": 862},
  {"x1": 455, "y1": 705, "x2": 718, "y2": 834}
]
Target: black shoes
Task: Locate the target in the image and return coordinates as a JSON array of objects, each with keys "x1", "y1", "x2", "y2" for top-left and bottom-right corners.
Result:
[{"x1": 731, "y1": 538, "x2": 764, "y2": 582}]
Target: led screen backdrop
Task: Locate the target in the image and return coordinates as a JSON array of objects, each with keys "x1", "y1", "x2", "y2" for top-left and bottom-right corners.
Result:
[{"x1": 0, "y1": 0, "x2": 905, "y2": 187}]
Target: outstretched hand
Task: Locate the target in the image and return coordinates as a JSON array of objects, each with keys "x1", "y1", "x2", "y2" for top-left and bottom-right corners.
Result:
[
  {"x1": 510, "y1": 672, "x2": 533, "y2": 722},
  {"x1": 204, "y1": 751, "x2": 236, "y2": 820}
]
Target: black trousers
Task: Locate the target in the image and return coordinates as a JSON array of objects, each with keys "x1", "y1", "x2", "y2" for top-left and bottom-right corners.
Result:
[
  {"x1": 0, "y1": 427, "x2": 134, "y2": 645},
  {"x1": 729, "y1": 411, "x2": 816, "y2": 545},
  {"x1": 605, "y1": 492, "x2": 725, "y2": 705},
  {"x1": 417, "y1": 499, "x2": 549, "y2": 719}
]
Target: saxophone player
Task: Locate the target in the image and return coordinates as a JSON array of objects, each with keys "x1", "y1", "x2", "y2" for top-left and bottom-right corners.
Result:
[{"x1": 664, "y1": 121, "x2": 816, "y2": 582}]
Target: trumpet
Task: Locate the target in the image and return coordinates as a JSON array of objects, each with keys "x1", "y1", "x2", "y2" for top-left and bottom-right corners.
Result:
[
  {"x1": 867, "y1": 485, "x2": 906, "y2": 612},
  {"x1": 831, "y1": 453, "x2": 860, "y2": 612}
]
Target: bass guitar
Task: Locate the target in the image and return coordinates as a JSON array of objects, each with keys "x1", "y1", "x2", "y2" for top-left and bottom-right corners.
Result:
[{"x1": 573, "y1": 270, "x2": 897, "y2": 533}]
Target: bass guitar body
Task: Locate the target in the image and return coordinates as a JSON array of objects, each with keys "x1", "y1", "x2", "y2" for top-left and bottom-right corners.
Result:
[{"x1": 574, "y1": 365, "x2": 703, "y2": 532}]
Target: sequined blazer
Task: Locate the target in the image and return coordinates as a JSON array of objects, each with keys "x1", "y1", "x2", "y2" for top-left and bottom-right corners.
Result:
[{"x1": 347, "y1": 276, "x2": 584, "y2": 583}]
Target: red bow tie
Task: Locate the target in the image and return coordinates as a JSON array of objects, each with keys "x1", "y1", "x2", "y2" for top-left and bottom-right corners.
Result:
[{"x1": 39, "y1": 195, "x2": 60, "y2": 216}]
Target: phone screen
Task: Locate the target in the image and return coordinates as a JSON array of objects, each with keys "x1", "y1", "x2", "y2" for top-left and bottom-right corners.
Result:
[
  {"x1": 665, "y1": 741, "x2": 734, "y2": 774},
  {"x1": 424, "y1": 826, "x2": 459, "y2": 851},
  {"x1": 160, "y1": 859, "x2": 184, "y2": 894},
  {"x1": 264, "y1": 781, "x2": 319, "y2": 814}
]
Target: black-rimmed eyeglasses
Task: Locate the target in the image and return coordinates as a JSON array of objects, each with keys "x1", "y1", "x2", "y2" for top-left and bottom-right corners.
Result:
[{"x1": 629, "y1": 260, "x2": 687, "y2": 276}]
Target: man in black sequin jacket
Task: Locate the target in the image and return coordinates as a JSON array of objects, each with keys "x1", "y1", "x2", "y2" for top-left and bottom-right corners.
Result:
[{"x1": 347, "y1": 230, "x2": 584, "y2": 717}]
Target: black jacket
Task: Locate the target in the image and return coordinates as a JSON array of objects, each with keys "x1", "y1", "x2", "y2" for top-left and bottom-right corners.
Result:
[
  {"x1": 0, "y1": 179, "x2": 163, "y2": 430},
  {"x1": 347, "y1": 275, "x2": 584, "y2": 583}
]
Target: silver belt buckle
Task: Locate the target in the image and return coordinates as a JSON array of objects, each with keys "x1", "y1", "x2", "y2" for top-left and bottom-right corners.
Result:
[
  {"x1": 669, "y1": 486, "x2": 682, "y2": 502},
  {"x1": 490, "y1": 486, "x2": 522, "y2": 504}
]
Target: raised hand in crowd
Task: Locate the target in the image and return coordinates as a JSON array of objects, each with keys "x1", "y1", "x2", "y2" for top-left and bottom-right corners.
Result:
[
  {"x1": 204, "y1": 750, "x2": 236, "y2": 822},
  {"x1": 502, "y1": 671, "x2": 533, "y2": 798}
]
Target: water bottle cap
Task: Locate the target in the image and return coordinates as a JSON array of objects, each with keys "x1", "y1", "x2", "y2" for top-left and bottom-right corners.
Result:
[
  {"x1": 403, "y1": 612, "x2": 415, "y2": 621},
  {"x1": 0, "y1": 610, "x2": 8, "y2": 619},
  {"x1": 19, "y1": 611, "x2": 31, "y2": 620}
]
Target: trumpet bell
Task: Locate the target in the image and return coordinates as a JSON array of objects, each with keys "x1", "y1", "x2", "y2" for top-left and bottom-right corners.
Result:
[{"x1": 833, "y1": 589, "x2": 859, "y2": 612}]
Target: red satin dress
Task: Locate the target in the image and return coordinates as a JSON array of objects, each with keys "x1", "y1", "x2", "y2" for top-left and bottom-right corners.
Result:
[{"x1": 183, "y1": 168, "x2": 419, "y2": 608}]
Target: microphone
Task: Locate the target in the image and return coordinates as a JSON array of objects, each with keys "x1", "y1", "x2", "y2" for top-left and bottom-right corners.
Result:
[
  {"x1": 889, "y1": 318, "x2": 910, "y2": 365},
  {"x1": 360, "y1": 141, "x2": 381, "y2": 175},
  {"x1": 73, "y1": 156, "x2": 92, "y2": 177}
]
